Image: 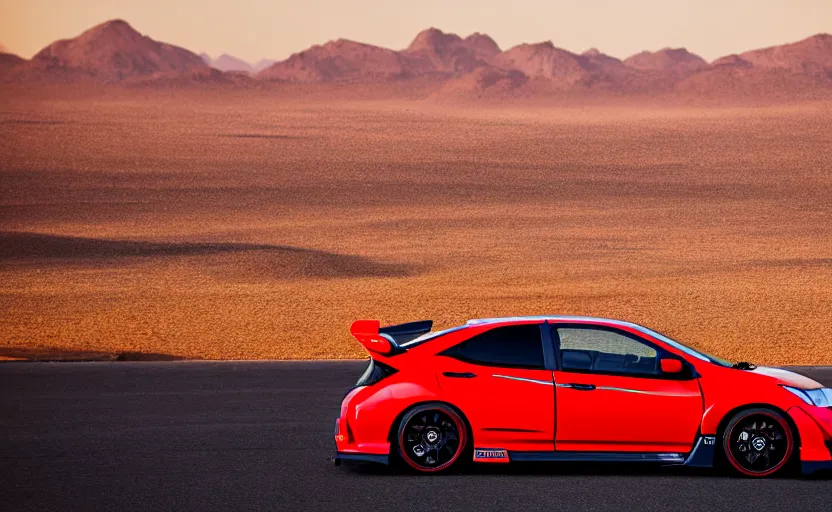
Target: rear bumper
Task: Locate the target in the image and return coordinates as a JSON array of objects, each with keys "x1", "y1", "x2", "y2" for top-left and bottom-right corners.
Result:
[{"x1": 334, "y1": 417, "x2": 391, "y2": 465}]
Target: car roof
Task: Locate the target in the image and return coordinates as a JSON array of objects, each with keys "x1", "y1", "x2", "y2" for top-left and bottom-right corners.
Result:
[
  {"x1": 404, "y1": 316, "x2": 650, "y2": 348},
  {"x1": 405, "y1": 315, "x2": 721, "y2": 365},
  {"x1": 466, "y1": 316, "x2": 638, "y2": 328}
]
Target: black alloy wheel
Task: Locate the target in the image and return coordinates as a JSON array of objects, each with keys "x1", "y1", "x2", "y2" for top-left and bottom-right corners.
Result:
[
  {"x1": 397, "y1": 404, "x2": 467, "y2": 473},
  {"x1": 722, "y1": 408, "x2": 794, "y2": 477}
]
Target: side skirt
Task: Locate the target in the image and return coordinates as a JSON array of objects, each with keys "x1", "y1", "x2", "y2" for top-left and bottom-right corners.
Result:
[
  {"x1": 505, "y1": 436, "x2": 717, "y2": 467},
  {"x1": 682, "y1": 436, "x2": 716, "y2": 468},
  {"x1": 508, "y1": 451, "x2": 686, "y2": 464},
  {"x1": 334, "y1": 452, "x2": 389, "y2": 466},
  {"x1": 802, "y1": 461, "x2": 832, "y2": 476}
]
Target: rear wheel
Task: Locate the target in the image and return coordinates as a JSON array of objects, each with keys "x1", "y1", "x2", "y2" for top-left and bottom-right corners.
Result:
[
  {"x1": 396, "y1": 404, "x2": 467, "y2": 473},
  {"x1": 722, "y1": 408, "x2": 795, "y2": 477}
]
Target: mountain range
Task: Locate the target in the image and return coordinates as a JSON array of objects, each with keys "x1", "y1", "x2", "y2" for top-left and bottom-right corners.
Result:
[
  {"x1": 3, "y1": 20, "x2": 223, "y2": 84},
  {"x1": 200, "y1": 53, "x2": 276, "y2": 73},
  {"x1": 2, "y1": 19, "x2": 831, "y2": 100}
]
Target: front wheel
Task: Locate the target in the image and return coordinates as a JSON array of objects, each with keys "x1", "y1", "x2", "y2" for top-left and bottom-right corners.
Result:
[
  {"x1": 396, "y1": 404, "x2": 467, "y2": 473},
  {"x1": 722, "y1": 408, "x2": 795, "y2": 477}
]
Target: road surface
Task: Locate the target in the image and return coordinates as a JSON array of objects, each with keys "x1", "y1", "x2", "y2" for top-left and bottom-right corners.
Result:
[{"x1": 1, "y1": 362, "x2": 830, "y2": 511}]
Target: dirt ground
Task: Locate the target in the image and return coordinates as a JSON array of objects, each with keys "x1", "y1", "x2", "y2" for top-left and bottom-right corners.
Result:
[{"x1": 1, "y1": 88, "x2": 830, "y2": 363}]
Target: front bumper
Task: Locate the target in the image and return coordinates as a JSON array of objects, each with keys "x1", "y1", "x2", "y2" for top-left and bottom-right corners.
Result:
[
  {"x1": 788, "y1": 406, "x2": 832, "y2": 475},
  {"x1": 802, "y1": 459, "x2": 832, "y2": 476}
]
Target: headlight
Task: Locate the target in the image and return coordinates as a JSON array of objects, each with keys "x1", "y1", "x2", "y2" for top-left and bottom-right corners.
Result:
[
  {"x1": 805, "y1": 388, "x2": 832, "y2": 407},
  {"x1": 783, "y1": 386, "x2": 832, "y2": 407}
]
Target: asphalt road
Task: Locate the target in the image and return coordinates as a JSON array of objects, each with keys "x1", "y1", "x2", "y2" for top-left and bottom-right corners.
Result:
[{"x1": 1, "y1": 362, "x2": 830, "y2": 512}]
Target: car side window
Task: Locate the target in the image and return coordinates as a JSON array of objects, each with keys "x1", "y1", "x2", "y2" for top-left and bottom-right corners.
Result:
[
  {"x1": 443, "y1": 324, "x2": 545, "y2": 369},
  {"x1": 557, "y1": 327, "x2": 658, "y2": 376}
]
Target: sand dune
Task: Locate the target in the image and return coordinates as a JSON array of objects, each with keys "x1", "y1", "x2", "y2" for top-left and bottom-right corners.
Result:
[
  {"x1": 1, "y1": 91, "x2": 831, "y2": 362},
  {"x1": 0, "y1": 346, "x2": 185, "y2": 362}
]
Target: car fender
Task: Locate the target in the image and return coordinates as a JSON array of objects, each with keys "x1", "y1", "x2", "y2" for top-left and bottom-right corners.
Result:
[
  {"x1": 697, "y1": 367, "x2": 811, "y2": 435},
  {"x1": 348, "y1": 380, "x2": 442, "y2": 448}
]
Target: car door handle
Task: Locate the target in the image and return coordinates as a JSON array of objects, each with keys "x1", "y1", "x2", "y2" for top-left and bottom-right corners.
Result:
[
  {"x1": 442, "y1": 372, "x2": 477, "y2": 379},
  {"x1": 561, "y1": 383, "x2": 596, "y2": 391}
]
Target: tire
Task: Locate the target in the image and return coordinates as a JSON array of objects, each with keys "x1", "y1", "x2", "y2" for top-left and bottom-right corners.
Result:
[
  {"x1": 721, "y1": 407, "x2": 795, "y2": 477},
  {"x1": 395, "y1": 403, "x2": 468, "y2": 473}
]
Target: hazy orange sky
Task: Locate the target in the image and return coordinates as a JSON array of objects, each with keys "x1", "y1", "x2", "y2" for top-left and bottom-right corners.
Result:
[{"x1": 1, "y1": 0, "x2": 830, "y2": 62}]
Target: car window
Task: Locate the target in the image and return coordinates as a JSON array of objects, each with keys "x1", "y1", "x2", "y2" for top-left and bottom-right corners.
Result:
[
  {"x1": 557, "y1": 327, "x2": 658, "y2": 375},
  {"x1": 444, "y1": 324, "x2": 544, "y2": 369}
]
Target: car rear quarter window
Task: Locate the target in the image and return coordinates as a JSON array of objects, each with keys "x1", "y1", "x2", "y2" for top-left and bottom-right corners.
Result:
[{"x1": 443, "y1": 324, "x2": 544, "y2": 369}]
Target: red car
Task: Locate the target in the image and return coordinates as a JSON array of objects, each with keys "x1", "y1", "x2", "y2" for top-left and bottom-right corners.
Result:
[{"x1": 334, "y1": 316, "x2": 832, "y2": 477}]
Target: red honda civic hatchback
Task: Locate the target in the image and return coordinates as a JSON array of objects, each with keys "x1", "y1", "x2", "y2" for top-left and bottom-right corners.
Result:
[{"x1": 334, "y1": 316, "x2": 832, "y2": 477}]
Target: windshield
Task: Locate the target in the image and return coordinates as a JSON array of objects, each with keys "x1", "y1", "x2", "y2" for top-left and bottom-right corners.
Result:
[{"x1": 629, "y1": 324, "x2": 733, "y2": 367}]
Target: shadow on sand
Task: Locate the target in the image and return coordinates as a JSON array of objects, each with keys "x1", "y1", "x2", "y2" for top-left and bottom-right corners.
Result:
[
  {"x1": 0, "y1": 231, "x2": 414, "y2": 279},
  {"x1": 0, "y1": 346, "x2": 187, "y2": 362}
]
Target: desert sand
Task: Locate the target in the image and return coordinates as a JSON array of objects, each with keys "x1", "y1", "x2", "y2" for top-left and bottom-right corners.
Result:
[{"x1": 1, "y1": 87, "x2": 831, "y2": 363}]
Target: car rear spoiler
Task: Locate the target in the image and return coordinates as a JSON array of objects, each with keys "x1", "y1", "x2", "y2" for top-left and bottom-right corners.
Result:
[{"x1": 350, "y1": 319, "x2": 433, "y2": 356}]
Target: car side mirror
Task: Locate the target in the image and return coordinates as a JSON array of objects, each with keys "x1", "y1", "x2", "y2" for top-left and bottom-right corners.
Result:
[{"x1": 660, "y1": 358, "x2": 683, "y2": 374}]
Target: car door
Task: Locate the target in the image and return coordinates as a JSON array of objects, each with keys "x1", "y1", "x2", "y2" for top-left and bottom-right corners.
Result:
[
  {"x1": 435, "y1": 322, "x2": 556, "y2": 452},
  {"x1": 551, "y1": 324, "x2": 703, "y2": 454}
]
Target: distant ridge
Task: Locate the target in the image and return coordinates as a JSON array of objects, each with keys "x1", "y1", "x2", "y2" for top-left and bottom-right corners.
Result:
[
  {"x1": 738, "y1": 33, "x2": 832, "y2": 73},
  {"x1": 434, "y1": 65, "x2": 528, "y2": 100},
  {"x1": 202, "y1": 53, "x2": 255, "y2": 73},
  {"x1": 6, "y1": 19, "x2": 218, "y2": 84},
  {"x1": 623, "y1": 47, "x2": 707, "y2": 73},
  {"x1": 4, "y1": 19, "x2": 831, "y2": 100},
  {"x1": 253, "y1": 58, "x2": 277, "y2": 72},
  {"x1": 672, "y1": 34, "x2": 832, "y2": 99},
  {"x1": 495, "y1": 42, "x2": 594, "y2": 85},
  {"x1": 0, "y1": 52, "x2": 26, "y2": 77},
  {"x1": 257, "y1": 28, "x2": 501, "y2": 81},
  {"x1": 402, "y1": 28, "x2": 500, "y2": 74},
  {"x1": 257, "y1": 39, "x2": 412, "y2": 82}
]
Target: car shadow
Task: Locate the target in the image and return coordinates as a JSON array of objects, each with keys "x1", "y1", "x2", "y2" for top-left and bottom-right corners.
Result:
[{"x1": 337, "y1": 460, "x2": 831, "y2": 480}]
